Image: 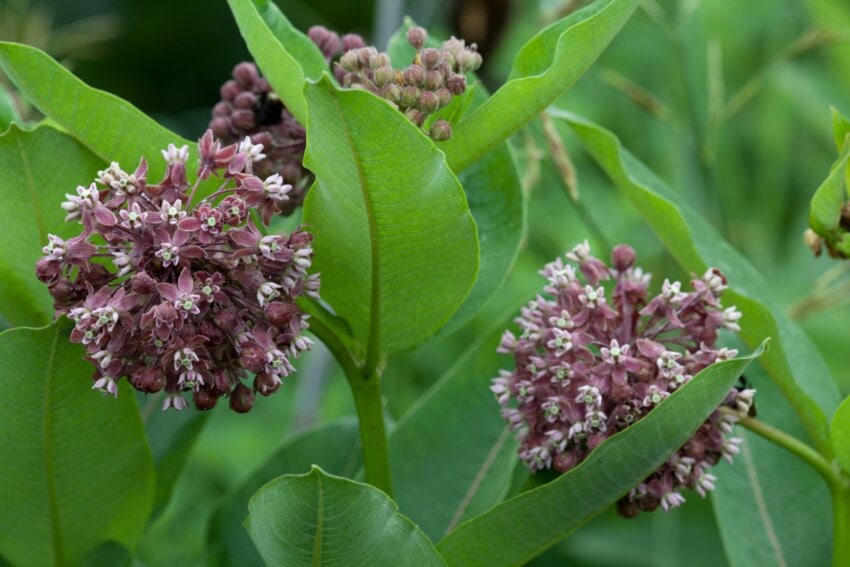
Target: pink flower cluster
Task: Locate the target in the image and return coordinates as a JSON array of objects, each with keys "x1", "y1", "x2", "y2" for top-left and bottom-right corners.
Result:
[
  {"x1": 36, "y1": 130, "x2": 319, "y2": 412},
  {"x1": 492, "y1": 242, "x2": 755, "y2": 516}
]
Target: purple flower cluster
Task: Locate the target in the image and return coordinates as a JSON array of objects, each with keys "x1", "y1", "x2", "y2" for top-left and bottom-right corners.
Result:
[
  {"x1": 335, "y1": 26, "x2": 483, "y2": 140},
  {"x1": 36, "y1": 130, "x2": 320, "y2": 412},
  {"x1": 492, "y1": 242, "x2": 755, "y2": 516}
]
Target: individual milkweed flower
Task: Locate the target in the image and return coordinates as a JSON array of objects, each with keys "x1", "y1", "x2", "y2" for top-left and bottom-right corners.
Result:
[
  {"x1": 493, "y1": 241, "x2": 756, "y2": 516},
  {"x1": 36, "y1": 129, "x2": 320, "y2": 413}
]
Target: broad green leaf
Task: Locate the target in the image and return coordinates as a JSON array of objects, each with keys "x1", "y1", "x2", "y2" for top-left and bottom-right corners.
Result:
[
  {"x1": 809, "y1": 144, "x2": 850, "y2": 237},
  {"x1": 390, "y1": 313, "x2": 519, "y2": 541},
  {"x1": 713, "y1": 360, "x2": 832, "y2": 567},
  {"x1": 436, "y1": 345, "x2": 765, "y2": 566},
  {"x1": 554, "y1": 109, "x2": 841, "y2": 454},
  {"x1": 0, "y1": 320, "x2": 155, "y2": 566},
  {"x1": 245, "y1": 467, "x2": 446, "y2": 567},
  {"x1": 0, "y1": 42, "x2": 192, "y2": 183},
  {"x1": 209, "y1": 418, "x2": 362, "y2": 567},
  {"x1": 0, "y1": 85, "x2": 20, "y2": 130},
  {"x1": 439, "y1": 0, "x2": 641, "y2": 172},
  {"x1": 227, "y1": 0, "x2": 323, "y2": 125},
  {"x1": 0, "y1": 124, "x2": 103, "y2": 327},
  {"x1": 831, "y1": 396, "x2": 850, "y2": 474},
  {"x1": 142, "y1": 406, "x2": 209, "y2": 519},
  {"x1": 832, "y1": 107, "x2": 850, "y2": 152},
  {"x1": 302, "y1": 76, "x2": 478, "y2": 357}
]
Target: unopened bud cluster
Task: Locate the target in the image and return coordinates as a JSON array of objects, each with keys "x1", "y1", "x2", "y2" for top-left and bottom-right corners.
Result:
[
  {"x1": 804, "y1": 202, "x2": 850, "y2": 259},
  {"x1": 492, "y1": 242, "x2": 755, "y2": 516},
  {"x1": 36, "y1": 130, "x2": 320, "y2": 412},
  {"x1": 335, "y1": 26, "x2": 482, "y2": 140}
]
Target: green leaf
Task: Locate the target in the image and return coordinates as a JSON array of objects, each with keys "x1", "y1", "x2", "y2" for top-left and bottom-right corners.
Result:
[
  {"x1": 143, "y1": 407, "x2": 209, "y2": 519},
  {"x1": 0, "y1": 42, "x2": 192, "y2": 183},
  {"x1": 553, "y1": 109, "x2": 841, "y2": 454},
  {"x1": 831, "y1": 396, "x2": 850, "y2": 474},
  {"x1": 712, "y1": 361, "x2": 832, "y2": 567},
  {"x1": 439, "y1": 0, "x2": 641, "y2": 172},
  {"x1": 245, "y1": 466, "x2": 446, "y2": 567},
  {"x1": 208, "y1": 418, "x2": 362, "y2": 567},
  {"x1": 832, "y1": 107, "x2": 850, "y2": 152},
  {"x1": 0, "y1": 320, "x2": 154, "y2": 566},
  {"x1": 302, "y1": 76, "x2": 478, "y2": 359},
  {"x1": 0, "y1": 124, "x2": 104, "y2": 327},
  {"x1": 226, "y1": 0, "x2": 325, "y2": 125},
  {"x1": 390, "y1": 313, "x2": 519, "y2": 541},
  {"x1": 809, "y1": 144, "x2": 850, "y2": 238},
  {"x1": 436, "y1": 345, "x2": 766, "y2": 566}
]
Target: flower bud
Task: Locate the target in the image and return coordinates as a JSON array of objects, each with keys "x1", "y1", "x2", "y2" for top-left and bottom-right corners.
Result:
[
  {"x1": 233, "y1": 62, "x2": 260, "y2": 88},
  {"x1": 382, "y1": 83, "x2": 403, "y2": 104},
  {"x1": 193, "y1": 388, "x2": 218, "y2": 410},
  {"x1": 445, "y1": 74, "x2": 466, "y2": 95},
  {"x1": 611, "y1": 244, "x2": 636, "y2": 271},
  {"x1": 429, "y1": 119, "x2": 452, "y2": 141},
  {"x1": 229, "y1": 382, "x2": 255, "y2": 413},
  {"x1": 435, "y1": 87, "x2": 452, "y2": 107},
  {"x1": 239, "y1": 345, "x2": 265, "y2": 373},
  {"x1": 339, "y1": 50, "x2": 360, "y2": 72},
  {"x1": 369, "y1": 52, "x2": 390, "y2": 70},
  {"x1": 266, "y1": 301, "x2": 299, "y2": 327},
  {"x1": 401, "y1": 86, "x2": 421, "y2": 108},
  {"x1": 357, "y1": 47, "x2": 378, "y2": 68},
  {"x1": 231, "y1": 109, "x2": 256, "y2": 131},
  {"x1": 234, "y1": 92, "x2": 258, "y2": 109},
  {"x1": 220, "y1": 80, "x2": 241, "y2": 101},
  {"x1": 418, "y1": 91, "x2": 439, "y2": 113},
  {"x1": 210, "y1": 117, "x2": 231, "y2": 139},
  {"x1": 374, "y1": 66, "x2": 395, "y2": 87},
  {"x1": 403, "y1": 65, "x2": 425, "y2": 87},
  {"x1": 36, "y1": 258, "x2": 61, "y2": 283},
  {"x1": 254, "y1": 372, "x2": 282, "y2": 396},
  {"x1": 209, "y1": 369, "x2": 231, "y2": 396},
  {"x1": 342, "y1": 33, "x2": 366, "y2": 51},
  {"x1": 407, "y1": 26, "x2": 427, "y2": 50},
  {"x1": 420, "y1": 48, "x2": 441, "y2": 70},
  {"x1": 214, "y1": 308, "x2": 239, "y2": 331},
  {"x1": 212, "y1": 102, "x2": 232, "y2": 117},
  {"x1": 803, "y1": 228, "x2": 823, "y2": 257},
  {"x1": 405, "y1": 108, "x2": 425, "y2": 127},
  {"x1": 131, "y1": 271, "x2": 158, "y2": 294},
  {"x1": 48, "y1": 279, "x2": 78, "y2": 302},
  {"x1": 424, "y1": 69, "x2": 444, "y2": 91},
  {"x1": 130, "y1": 367, "x2": 165, "y2": 393}
]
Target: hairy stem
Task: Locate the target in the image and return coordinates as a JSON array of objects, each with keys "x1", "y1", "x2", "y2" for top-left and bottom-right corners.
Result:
[{"x1": 728, "y1": 409, "x2": 850, "y2": 566}]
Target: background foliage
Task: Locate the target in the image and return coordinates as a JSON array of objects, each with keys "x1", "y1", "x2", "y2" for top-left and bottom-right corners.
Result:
[{"x1": 1, "y1": 0, "x2": 849, "y2": 565}]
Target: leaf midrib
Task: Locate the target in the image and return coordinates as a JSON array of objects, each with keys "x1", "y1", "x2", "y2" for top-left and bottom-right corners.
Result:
[
  {"x1": 312, "y1": 473, "x2": 325, "y2": 566},
  {"x1": 43, "y1": 324, "x2": 65, "y2": 565},
  {"x1": 328, "y1": 93, "x2": 382, "y2": 368}
]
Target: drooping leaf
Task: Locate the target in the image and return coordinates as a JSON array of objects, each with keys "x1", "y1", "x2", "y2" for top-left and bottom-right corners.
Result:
[
  {"x1": 245, "y1": 466, "x2": 446, "y2": 567},
  {"x1": 809, "y1": 143, "x2": 850, "y2": 238},
  {"x1": 226, "y1": 0, "x2": 326, "y2": 125},
  {"x1": 208, "y1": 418, "x2": 362, "y2": 567},
  {"x1": 439, "y1": 0, "x2": 641, "y2": 172},
  {"x1": 0, "y1": 124, "x2": 103, "y2": 327},
  {"x1": 142, "y1": 406, "x2": 209, "y2": 519},
  {"x1": 0, "y1": 320, "x2": 155, "y2": 566},
  {"x1": 712, "y1": 360, "x2": 832, "y2": 567},
  {"x1": 435, "y1": 345, "x2": 765, "y2": 566},
  {"x1": 302, "y1": 76, "x2": 478, "y2": 357},
  {"x1": 553, "y1": 109, "x2": 841, "y2": 453},
  {"x1": 390, "y1": 313, "x2": 519, "y2": 541},
  {"x1": 0, "y1": 42, "x2": 192, "y2": 184},
  {"x1": 831, "y1": 395, "x2": 850, "y2": 474}
]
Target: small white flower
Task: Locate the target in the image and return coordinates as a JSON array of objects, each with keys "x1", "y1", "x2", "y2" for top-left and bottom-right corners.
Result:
[
  {"x1": 722, "y1": 306, "x2": 742, "y2": 332},
  {"x1": 579, "y1": 285, "x2": 605, "y2": 309},
  {"x1": 565, "y1": 239, "x2": 591, "y2": 263},
  {"x1": 694, "y1": 471, "x2": 717, "y2": 497},
  {"x1": 239, "y1": 137, "x2": 266, "y2": 162},
  {"x1": 575, "y1": 385, "x2": 601, "y2": 407},
  {"x1": 162, "y1": 393, "x2": 188, "y2": 411},
  {"x1": 161, "y1": 143, "x2": 189, "y2": 165},
  {"x1": 263, "y1": 174, "x2": 292, "y2": 201},
  {"x1": 661, "y1": 490, "x2": 686, "y2": 511},
  {"x1": 257, "y1": 281, "x2": 282, "y2": 307},
  {"x1": 92, "y1": 375, "x2": 118, "y2": 398},
  {"x1": 702, "y1": 269, "x2": 727, "y2": 294},
  {"x1": 42, "y1": 234, "x2": 67, "y2": 261},
  {"x1": 661, "y1": 279, "x2": 687, "y2": 304}
]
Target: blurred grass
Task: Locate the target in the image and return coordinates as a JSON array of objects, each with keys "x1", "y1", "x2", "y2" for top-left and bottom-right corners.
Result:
[{"x1": 3, "y1": 0, "x2": 850, "y2": 564}]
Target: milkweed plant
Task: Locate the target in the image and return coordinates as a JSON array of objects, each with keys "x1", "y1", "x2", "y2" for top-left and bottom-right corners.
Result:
[{"x1": 1, "y1": 0, "x2": 849, "y2": 565}]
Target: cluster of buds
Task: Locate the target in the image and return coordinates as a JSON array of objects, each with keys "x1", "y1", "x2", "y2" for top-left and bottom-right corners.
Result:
[
  {"x1": 36, "y1": 130, "x2": 320, "y2": 412},
  {"x1": 492, "y1": 242, "x2": 755, "y2": 516},
  {"x1": 210, "y1": 29, "x2": 366, "y2": 216},
  {"x1": 804, "y1": 204, "x2": 850, "y2": 259},
  {"x1": 335, "y1": 26, "x2": 482, "y2": 140}
]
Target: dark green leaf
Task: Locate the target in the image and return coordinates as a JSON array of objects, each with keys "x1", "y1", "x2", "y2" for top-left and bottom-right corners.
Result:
[
  {"x1": 831, "y1": 395, "x2": 850, "y2": 474},
  {"x1": 436, "y1": 345, "x2": 765, "y2": 566},
  {"x1": 302, "y1": 76, "x2": 478, "y2": 357},
  {"x1": 226, "y1": 0, "x2": 325, "y2": 124},
  {"x1": 390, "y1": 314, "x2": 519, "y2": 541},
  {"x1": 713, "y1": 361, "x2": 832, "y2": 567},
  {"x1": 0, "y1": 320, "x2": 154, "y2": 566},
  {"x1": 439, "y1": 0, "x2": 641, "y2": 171},
  {"x1": 554, "y1": 109, "x2": 841, "y2": 454},
  {"x1": 209, "y1": 418, "x2": 362, "y2": 567},
  {"x1": 0, "y1": 125, "x2": 103, "y2": 327},
  {"x1": 0, "y1": 42, "x2": 191, "y2": 183},
  {"x1": 245, "y1": 466, "x2": 446, "y2": 566}
]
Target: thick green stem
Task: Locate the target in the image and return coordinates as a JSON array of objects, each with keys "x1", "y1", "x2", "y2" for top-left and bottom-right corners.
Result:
[
  {"x1": 349, "y1": 369, "x2": 393, "y2": 496},
  {"x1": 728, "y1": 409, "x2": 850, "y2": 566},
  {"x1": 302, "y1": 302, "x2": 393, "y2": 496}
]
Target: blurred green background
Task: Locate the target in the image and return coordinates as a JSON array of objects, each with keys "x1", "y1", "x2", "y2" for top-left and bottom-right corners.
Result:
[{"x1": 3, "y1": 0, "x2": 849, "y2": 564}]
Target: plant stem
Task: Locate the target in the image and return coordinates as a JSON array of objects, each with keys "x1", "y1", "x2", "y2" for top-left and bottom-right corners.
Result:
[
  {"x1": 727, "y1": 409, "x2": 850, "y2": 566},
  {"x1": 302, "y1": 303, "x2": 393, "y2": 496},
  {"x1": 349, "y1": 368, "x2": 393, "y2": 497}
]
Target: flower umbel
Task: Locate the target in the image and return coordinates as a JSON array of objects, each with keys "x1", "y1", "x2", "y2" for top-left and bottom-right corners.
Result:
[
  {"x1": 493, "y1": 242, "x2": 755, "y2": 516},
  {"x1": 37, "y1": 130, "x2": 320, "y2": 412}
]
